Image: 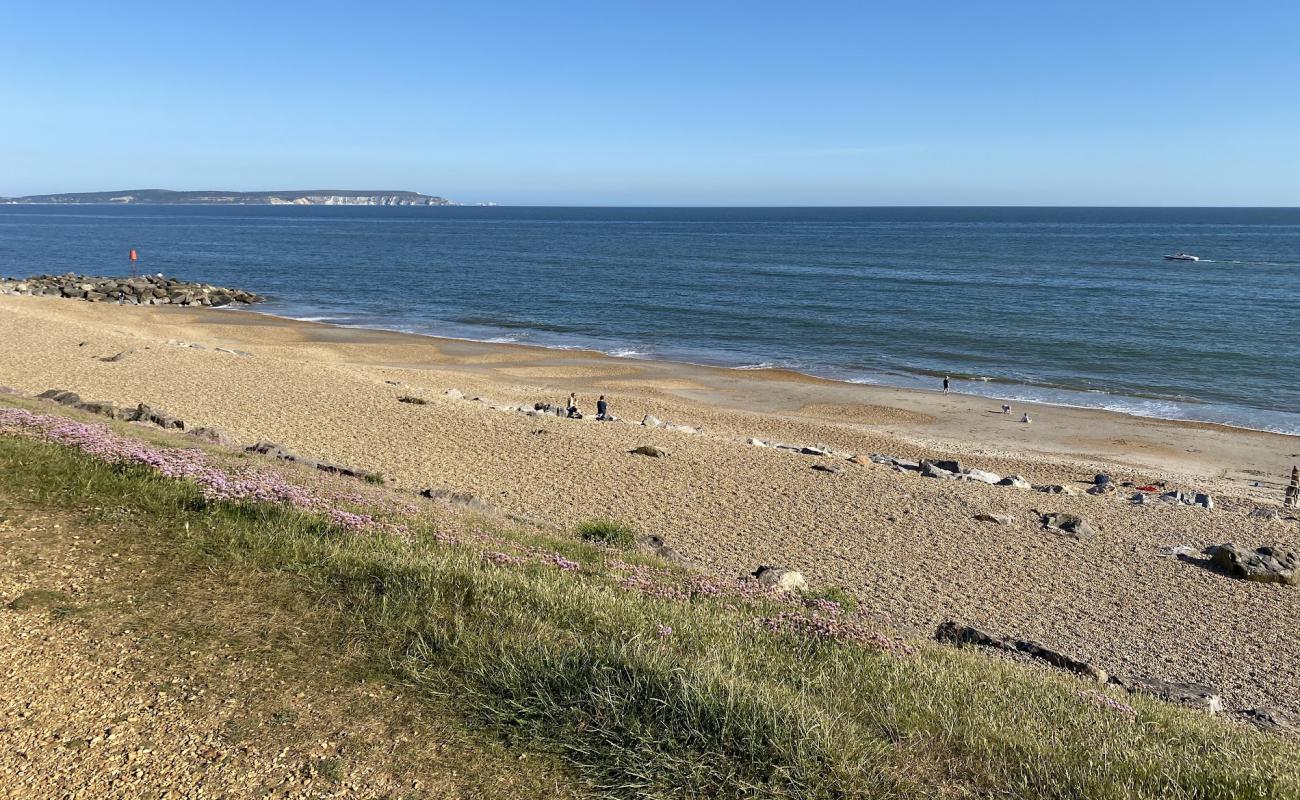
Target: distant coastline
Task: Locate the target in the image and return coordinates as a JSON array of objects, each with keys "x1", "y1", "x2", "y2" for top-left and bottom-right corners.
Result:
[{"x1": 0, "y1": 189, "x2": 453, "y2": 206}]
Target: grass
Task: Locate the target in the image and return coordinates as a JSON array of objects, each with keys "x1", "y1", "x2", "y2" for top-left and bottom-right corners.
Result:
[
  {"x1": 575, "y1": 517, "x2": 637, "y2": 548},
  {"x1": 2, "y1": 411, "x2": 1299, "y2": 798}
]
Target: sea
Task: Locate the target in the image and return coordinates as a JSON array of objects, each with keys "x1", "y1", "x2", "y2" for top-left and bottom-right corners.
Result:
[{"x1": 1, "y1": 205, "x2": 1297, "y2": 435}]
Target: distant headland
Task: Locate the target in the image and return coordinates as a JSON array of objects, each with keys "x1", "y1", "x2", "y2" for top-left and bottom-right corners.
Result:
[{"x1": 0, "y1": 189, "x2": 452, "y2": 206}]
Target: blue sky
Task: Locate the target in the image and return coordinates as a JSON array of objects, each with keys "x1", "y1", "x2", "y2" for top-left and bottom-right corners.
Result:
[{"x1": 3, "y1": 1, "x2": 1298, "y2": 205}]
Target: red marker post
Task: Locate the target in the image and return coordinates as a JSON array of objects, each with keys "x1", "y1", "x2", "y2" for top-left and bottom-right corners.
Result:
[{"x1": 129, "y1": 248, "x2": 138, "y2": 278}]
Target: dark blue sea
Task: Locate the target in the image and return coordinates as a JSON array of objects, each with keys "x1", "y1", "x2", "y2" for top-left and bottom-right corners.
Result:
[{"x1": 1, "y1": 205, "x2": 1297, "y2": 434}]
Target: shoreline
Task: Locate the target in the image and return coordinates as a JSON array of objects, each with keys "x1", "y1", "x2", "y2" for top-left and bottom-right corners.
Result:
[
  {"x1": 1, "y1": 292, "x2": 1298, "y2": 712},
  {"x1": 240, "y1": 303, "x2": 1300, "y2": 442}
]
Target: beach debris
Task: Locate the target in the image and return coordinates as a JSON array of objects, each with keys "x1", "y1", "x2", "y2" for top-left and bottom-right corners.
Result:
[
  {"x1": 1240, "y1": 707, "x2": 1300, "y2": 736},
  {"x1": 1206, "y1": 543, "x2": 1297, "y2": 585},
  {"x1": 1087, "y1": 482, "x2": 1119, "y2": 496},
  {"x1": 444, "y1": 388, "x2": 463, "y2": 399},
  {"x1": 214, "y1": 347, "x2": 251, "y2": 356},
  {"x1": 1131, "y1": 492, "x2": 1159, "y2": 505},
  {"x1": 630, "y1": 445, "x2": 667, "y2": 458},
  {"x1": 1094, "y1": 474, "x2": 1113, "y2": 486},
  {"x1": 384, "y1": 380, "x2": 405, "y2": 386},
  {"x1": 663, "y1": 423, "x2": 700, "y2": 434},
  {"x1": 1, "y1": 272, "x2": 262, "y2": 306},
  {"x1": 747, "y1": 437, "x2": 770, "y2": 447},
  {"x1": 641, "y1": 414, "x2": 662, "y2": 428},
  {"x1": 997, "y1": 475, "x2": 1032, "y2": 489},
  {"x1": 1249, "y1": 506, "x2": 1282, "y2": 522},
  {"x1": 637, "y1": 534, "x2": 695, "y2": 567},
  {"x1": 1041, "y1": 512, "x2": 1096, "y2": 539},
  {"x1": 1110, "y1": 675, "x2": 1222, "y2": 714},
  {"x1": 973, "y1": 512, "x2": 1014, "y2": 526},
  {"x1": 811, "y1": 463, "x2": 843, "y2": 475},
  {"x1": 800, "y1": 445, "x2": 829, "y2": 456},
  {"x1": 935, "y1": 622, "x2": 1107, "y2": 683},
  {"x1": 397, "y1": 395, "x2": 428, "y2": 405},
  {"x1": 1158, "y1": 490, "x2": 1214, "y2": 510},
  {"x1": 1156, "y1": 545, "x2": 1199, "y2": 558},
  {"x1": 750, "y1": 566, "x2": 807, "y2": 593}
]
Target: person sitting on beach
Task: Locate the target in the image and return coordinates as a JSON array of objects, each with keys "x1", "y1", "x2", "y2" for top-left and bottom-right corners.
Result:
[
  {"x1": 596, "y1": 395, "x2": 609, "y2": 420},
  {"x1": 1021, "y1": 412, "x2": 1032, "y2": 424},
  {"x1": 567, "y1": 392, "x2": 581, "y2": 418}
]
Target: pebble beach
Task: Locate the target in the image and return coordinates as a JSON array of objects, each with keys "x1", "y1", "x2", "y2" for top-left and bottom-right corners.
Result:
[{"x1": 1, "y1": 293, "x2": 1297, "y2": 714}]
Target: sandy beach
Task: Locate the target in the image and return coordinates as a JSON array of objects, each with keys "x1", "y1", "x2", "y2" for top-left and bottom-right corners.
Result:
[{"x1": 2, "y1": 293, "x2": 1297, "y2": 713}]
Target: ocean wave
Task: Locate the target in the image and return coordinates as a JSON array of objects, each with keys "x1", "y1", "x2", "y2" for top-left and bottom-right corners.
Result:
[
  {"x1": 733, "y1": 362, "x2": 777, "y2": 370},
  {"x1": 606, "y1": 348, "x2": 648, "y2": 358}
]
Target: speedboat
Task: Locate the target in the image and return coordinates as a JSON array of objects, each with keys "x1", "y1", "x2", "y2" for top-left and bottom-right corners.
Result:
[{"x1": 1164, "y1": 252, "x2": 1199, "y2": 262}]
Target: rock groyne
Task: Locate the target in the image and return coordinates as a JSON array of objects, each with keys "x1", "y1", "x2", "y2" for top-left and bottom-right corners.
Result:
[{"x1": 1, "y1": 273, "x2": 263, "y2": 307}]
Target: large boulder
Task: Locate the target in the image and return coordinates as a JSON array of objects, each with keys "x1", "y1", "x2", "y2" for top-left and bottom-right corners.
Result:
[
  {"x1": 920, "y1": 460, "x2": 957, "y2": 480},
  {"x1": 1041, "y1": 512, "x2": 1096, "y2": 539},
  {"x1": 963, "y1": 469, "x2": 1002, "y2": 485},
  {"x1": 750, "y1": 566, "x2": 807, "y2": 593},
  {"x1": 1207, "y1": 544, "x2": 1297, "y2": 585}
]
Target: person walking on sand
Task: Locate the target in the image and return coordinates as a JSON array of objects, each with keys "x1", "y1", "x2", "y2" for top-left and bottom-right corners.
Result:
[
  {"x1": 942, "y1": 376, "x2": 950, "y2": 394},
  {"x1": 596, "y1": 395, "x2": 609, "y2": 421}
]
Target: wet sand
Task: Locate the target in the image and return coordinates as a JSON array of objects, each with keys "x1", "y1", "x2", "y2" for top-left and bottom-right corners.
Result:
[{"x1": 1, "y1": 294, "x2": 1297, "y2": 712}]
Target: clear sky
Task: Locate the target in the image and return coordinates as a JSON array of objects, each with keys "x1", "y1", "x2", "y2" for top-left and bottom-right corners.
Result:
[{"x1": 4, "y1": 1, "x2": 1298, "y2": 205}]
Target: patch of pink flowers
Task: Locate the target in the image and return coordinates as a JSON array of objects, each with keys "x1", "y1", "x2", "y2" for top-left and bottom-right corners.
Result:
[
  {"x1": 485, "y1": 551, "x2": 527, "y2": 567},
  {"x1": 655, "y1": 622, "x2": 673, "y2": 639},
  {"x1": 546, "y1": 553, "x2": 580, "y2": 572},
  {"x1": 1078, "y1": 690, "x2": 1137, "y2": 718},
  {"x1": 0, "y1": 408, "x2": 374, "y2": 531}
]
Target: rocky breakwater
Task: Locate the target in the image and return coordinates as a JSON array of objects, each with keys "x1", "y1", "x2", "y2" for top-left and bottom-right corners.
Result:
[{"x1": 0, "y1": 273, "x2": 263, "y2": 307}]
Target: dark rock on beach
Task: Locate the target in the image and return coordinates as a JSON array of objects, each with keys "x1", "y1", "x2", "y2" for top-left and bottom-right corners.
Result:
[
  {"x1": 935, "y1": 622, "x2": 1107, "y2": 683},
  {"x1": 1040, "y1": 512, "x2": 1096, "y2": 539},
  {"x1": 1111, "y1": 675, "x2": 1223, "y2": 713},
  {"x1": 1206, "y1": 543, "x2": 1297, "y2": 585}
]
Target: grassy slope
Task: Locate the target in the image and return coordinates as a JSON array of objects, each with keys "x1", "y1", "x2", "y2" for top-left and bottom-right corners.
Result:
[{"x1": 2, "y1": 408, "x2": 1298, "y2": 799}]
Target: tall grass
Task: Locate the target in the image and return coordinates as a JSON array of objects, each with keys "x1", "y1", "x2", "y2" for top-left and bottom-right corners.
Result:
[{"x1": 2, "y1": 429, "x2": 1297, "y2": 799}]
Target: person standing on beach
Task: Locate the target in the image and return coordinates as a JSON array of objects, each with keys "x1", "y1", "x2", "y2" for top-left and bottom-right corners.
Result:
[
  {"x1": 596, "y1": 395, "x2": 609, "y2": 420},
  {"x1": 942, "y1": 376, "x2": 950, "y2": 394}
]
